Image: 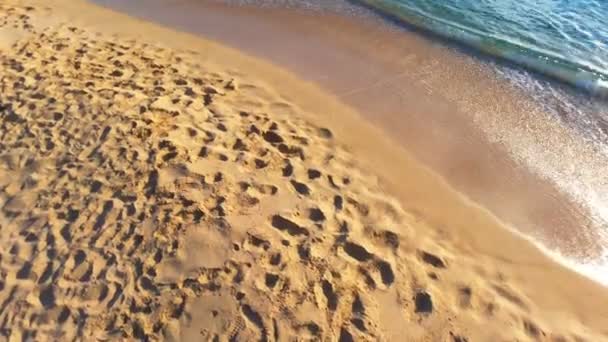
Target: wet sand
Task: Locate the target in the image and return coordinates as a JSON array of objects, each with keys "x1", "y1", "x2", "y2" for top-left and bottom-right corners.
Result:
[{"x1": 1, "y1": 0, "x2": 608, "y2": 340}]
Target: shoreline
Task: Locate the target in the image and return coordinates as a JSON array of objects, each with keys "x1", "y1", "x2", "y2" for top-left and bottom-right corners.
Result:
[
  {"x1": 69, "y1": 0, "x2": 608, "y2": 312},
  {"x1": 353, "y1": 0, "x2": 608, "y2": 98},
  {"x1": 91, "y1": 0, "x2": 608, "y2": 283},
  {"x1": 2, "y1": 0, "x2": 608, "y2": 339}
]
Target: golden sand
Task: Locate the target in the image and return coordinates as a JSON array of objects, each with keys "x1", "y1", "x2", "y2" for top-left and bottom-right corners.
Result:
[{"x1": 0, "y1": 1, "x2": 607, "y2": 341}]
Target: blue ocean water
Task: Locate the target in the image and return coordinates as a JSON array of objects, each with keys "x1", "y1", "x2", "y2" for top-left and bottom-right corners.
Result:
[{"x1": 354, "y1": 0, "x2": 608, "y2": 97}]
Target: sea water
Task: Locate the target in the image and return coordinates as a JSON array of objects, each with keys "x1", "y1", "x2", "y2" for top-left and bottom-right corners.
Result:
[{"x1": 356, "y1": 0, "x2": 608, "y2": 96}]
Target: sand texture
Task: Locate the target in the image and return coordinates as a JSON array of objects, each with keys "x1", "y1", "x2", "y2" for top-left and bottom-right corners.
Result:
[{"x1": 0, "y1": 2, "x2": 607, "y2": 341}]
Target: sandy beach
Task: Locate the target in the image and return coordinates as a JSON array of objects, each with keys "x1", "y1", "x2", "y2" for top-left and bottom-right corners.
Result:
[
  {"x1": 1, "y1": 0, "x2": 608, "y2": 341},
  {"x1": 93, "y1": 0, "x2": 608, "y2": 269}
]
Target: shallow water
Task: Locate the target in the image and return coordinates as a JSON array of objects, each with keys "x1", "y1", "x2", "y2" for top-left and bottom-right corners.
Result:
[
  {"x1": 386, "y1": 0, "x2": 608, "y2": 76},
  {"x1": 357, "y1": 0, "x2": 608, "y2": 96}
]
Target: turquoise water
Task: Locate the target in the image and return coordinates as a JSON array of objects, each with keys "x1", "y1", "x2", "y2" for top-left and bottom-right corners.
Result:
[{"x1": 354, "y1": 0, "x2": 608, "y2": 97}]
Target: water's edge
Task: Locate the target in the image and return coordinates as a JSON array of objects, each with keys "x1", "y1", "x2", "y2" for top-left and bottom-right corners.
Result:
[
  {"x1": 88, "y1": 0, "x2": 608, "y2": 286},
  {"x1": 352, "y1": 0, "x2": 608, "y2": 98}
]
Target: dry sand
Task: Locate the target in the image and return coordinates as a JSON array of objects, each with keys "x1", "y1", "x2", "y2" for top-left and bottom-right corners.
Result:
[{"x1": 0, "y1": 1, "x2": 608, "y2": 341}]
